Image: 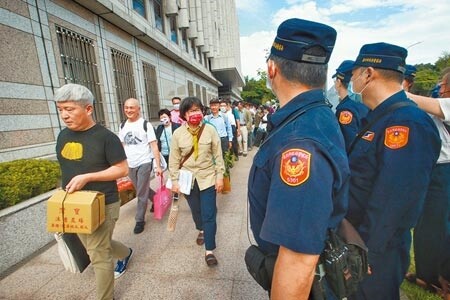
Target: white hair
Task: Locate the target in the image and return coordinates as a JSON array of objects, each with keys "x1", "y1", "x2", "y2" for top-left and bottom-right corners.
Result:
[{"x1": 54, "y1": 83, "x2": 94, "y2": 105}]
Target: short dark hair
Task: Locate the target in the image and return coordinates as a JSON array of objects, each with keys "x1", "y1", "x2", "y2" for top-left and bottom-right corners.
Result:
[
  {"x1": 377, "y1": 69, "x2": 404, "y2": 84},
  {"x1": 158, "y1": 108, "x2": 171, "y2": 118},
  {"x1": 179, "y1": 97, "x2": 203, "y2": 120},
  {"x1": 171, "y1": 96, "x2": 181, "y2": 103},
  {"x1": 337, "y1": 78, "x2": 349, "y2": 89},
  {"x1": 270, "y1": 46, "x2": 328, "y2": 88}
]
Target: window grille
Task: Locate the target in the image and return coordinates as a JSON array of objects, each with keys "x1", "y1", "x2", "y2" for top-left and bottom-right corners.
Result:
[
  {"x1": 110, "y1": 48, "x2": 136, "y2": 121},
  {"x1": 56, "y1": 25, "x2": 105, "y2": 125},
  {"x1": 142, "y1": 62, "x2": 160, "y2": 120}
]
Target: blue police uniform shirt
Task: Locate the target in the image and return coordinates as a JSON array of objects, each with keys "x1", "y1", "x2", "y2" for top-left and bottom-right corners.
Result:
[
  {"x1": 347, "y1": 90, "x2": 441, "y2": 253},
  {"x1": 248, "y1": 89, "x2": 349, "y2": 255},
  {"x1": 335, "y1": 96, "x2": 369, "y2": 152}
]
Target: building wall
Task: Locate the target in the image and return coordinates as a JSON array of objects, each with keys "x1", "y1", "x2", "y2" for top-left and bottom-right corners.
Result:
[{"x1": 0, "y1": 0, "x2": 241, "y2": 162}]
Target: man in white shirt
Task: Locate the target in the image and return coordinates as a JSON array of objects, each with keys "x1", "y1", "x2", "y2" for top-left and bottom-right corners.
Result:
[
  {"x1": 406, "y1": 69, "x2": 450, "y2": 294},
  {"x1": 119, "y1": 98, "x2": 162, "y2": 234}
]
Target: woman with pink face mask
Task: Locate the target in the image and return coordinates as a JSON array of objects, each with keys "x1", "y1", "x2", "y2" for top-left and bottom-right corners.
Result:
[{"x1": 169, "y1": 97, "x2": 225, "y2": 266}]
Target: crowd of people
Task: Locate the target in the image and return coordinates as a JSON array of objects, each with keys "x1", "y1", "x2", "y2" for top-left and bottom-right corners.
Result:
[{"x1": 52, "y1": 17, "x2": 449, "y2": 300}]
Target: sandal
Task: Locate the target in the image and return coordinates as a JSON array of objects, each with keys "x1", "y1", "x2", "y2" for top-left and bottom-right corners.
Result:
[
  {"x1": 205, "y1": 253, "x2": 218, "y2": 266},
  {"x1": 196, "y1": 232, "x2": 204, "y2": 246}
]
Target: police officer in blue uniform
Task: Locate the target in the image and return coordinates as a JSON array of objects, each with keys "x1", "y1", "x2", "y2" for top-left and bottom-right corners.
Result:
[
  {"x1": 333, "y1": 60, "x2": 369, "y2": 151},
  {"x1": 402, "y1": 64, "x2": 417, "y2": 92},
  {"x1": 247, "y1": 18, "x2": 349, "y2": 299},
  {"x1": 346, "y1": 43, "x2": 441, "y2": 300}
]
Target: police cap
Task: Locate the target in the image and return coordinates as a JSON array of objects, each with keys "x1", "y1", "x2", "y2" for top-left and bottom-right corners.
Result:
[
  {"x1": 332, "y1": 60, "x2": 354, "y2": 83},
  {"x1": 354, "y1": 42, "x2": 407, "y2": 73},
  {"x1": 270, "y1": 18, "x2": 337, "y2": 64}
]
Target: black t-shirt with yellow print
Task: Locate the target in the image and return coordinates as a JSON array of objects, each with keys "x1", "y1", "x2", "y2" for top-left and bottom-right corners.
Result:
[{"x1": 56, "y1": 124, "x2": 127, "y2": 204}]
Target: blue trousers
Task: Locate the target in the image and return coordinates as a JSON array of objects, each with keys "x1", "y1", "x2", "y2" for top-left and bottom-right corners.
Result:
[
  {"x1": 185, "y1": 180, "x2": 217, "y2": 251},
  {"x1": 414, "y1": 163, "x2": 450, "y2": 286},
  {"x1": 349, "y1": 235, "x2": 411, "y2": 300}
]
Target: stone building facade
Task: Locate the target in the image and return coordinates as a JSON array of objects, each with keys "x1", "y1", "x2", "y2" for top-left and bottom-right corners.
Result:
[{"x1": 0, "y1": 0, "x2": 244, "y2": 161}]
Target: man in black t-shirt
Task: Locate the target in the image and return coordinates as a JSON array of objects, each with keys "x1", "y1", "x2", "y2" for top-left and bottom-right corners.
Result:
[{"x1": 55, "y1": 84, "x2": 133, "y2": 300}]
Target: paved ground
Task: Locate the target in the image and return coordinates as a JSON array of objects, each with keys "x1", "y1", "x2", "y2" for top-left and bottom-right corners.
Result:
[
  {"x1": 0, "y1": 147, "x2": 409, "y2": 300},
  {"x1": 0, "y1": 149, "x2": 268, "y2": 300}
]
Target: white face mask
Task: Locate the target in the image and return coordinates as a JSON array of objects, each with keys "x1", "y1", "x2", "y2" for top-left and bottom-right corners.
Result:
[
  {"x1": 173, "y1": 104, "x2": 180, "y2": 110},
  {"x1": 266, "y1": 76, "x2": 272, "y2": 91},
  {"x1": 220, "y1": 107, "x2": 227, "y2": 113},
  {"x1": 160, "y1": 117, "x2": 169, "y2": 125}
]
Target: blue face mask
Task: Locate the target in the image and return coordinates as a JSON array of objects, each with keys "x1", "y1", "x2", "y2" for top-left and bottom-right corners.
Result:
[{"x1": 347, "y1": 81, "x2": 363, "y2": 103}]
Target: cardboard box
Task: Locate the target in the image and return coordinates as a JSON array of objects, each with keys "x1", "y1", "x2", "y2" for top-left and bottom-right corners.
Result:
[
  {"x1": 47, "y1": 190, "x2": 105, "y2": 234},
  {"x1": 119, "y1": 188, "x2": 136, "y2": 206}
]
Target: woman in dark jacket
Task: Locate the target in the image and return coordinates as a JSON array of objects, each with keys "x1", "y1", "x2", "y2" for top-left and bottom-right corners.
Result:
[{"x1": 155, "y1": 109, "x2": 180, "y2": 165}]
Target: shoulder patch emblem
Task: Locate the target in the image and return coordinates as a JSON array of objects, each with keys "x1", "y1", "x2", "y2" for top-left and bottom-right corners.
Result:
[
  {"x1": 280, "y1": 149, "x2": 311, "y2": 186},
  {"x1": 339, "y1": 111, "x2": 353, "y2": 125},
  {"x1": 384, "y1": 126, "x2": 409, "y2": 149},
  {"x1": 362, "y1": 131, "x2": 375, "y2": 142}
]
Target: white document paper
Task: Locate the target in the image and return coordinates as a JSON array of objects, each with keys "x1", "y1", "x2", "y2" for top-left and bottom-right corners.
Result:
[{"x1": 165, "y1": 170, "x2": 193, "y2": 195}]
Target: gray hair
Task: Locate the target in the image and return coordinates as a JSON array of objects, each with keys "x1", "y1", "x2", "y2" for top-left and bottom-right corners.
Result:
[
  {"x1": 54, "y1": 83, "x2": 94, "y2": 105},
  {"x1": 270, "y1": 53, "x2": 328, "y2": 88}
]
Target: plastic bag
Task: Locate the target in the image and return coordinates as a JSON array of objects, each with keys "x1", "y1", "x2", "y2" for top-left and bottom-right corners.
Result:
[
  {"x1": 153, "y1": 175, "x2": 172, "y2": 220},
  {"x1": 117, "y1": 176, "x2": 134, "y2": 192},
  {"x1": 54, "y1": 232, "x2": 90, "y2": 273}
]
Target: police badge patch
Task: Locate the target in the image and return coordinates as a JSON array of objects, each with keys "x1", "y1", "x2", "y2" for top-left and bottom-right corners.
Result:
[
  {"x1": 339, "y1": 111, "x2": 353, "y2": 125},
  {"x1": 280, "y1": 149, "x2": 311, "y2": 186},
  {"x1": 384, "y1": 126, "x2": 409, "y2": 149}
]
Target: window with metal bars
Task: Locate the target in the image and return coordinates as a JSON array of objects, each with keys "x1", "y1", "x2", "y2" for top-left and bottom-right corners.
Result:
[
  {"x1": 55, "y1": 25, "x2": 106, "y2": 125},
  {"x1": 110, "y1": 48, "x2": 136, "y2": 121},
  {"x1": 142, "y1": 62, "x2": 160, "y2": 120}
]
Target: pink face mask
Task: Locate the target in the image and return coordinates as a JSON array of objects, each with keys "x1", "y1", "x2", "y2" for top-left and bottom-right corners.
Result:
[{"x1": 188, "y1": 112, "x2": 203, "y2": 125}]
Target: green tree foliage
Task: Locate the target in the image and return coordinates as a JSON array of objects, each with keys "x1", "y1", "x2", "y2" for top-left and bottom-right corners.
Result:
[
  {"x1": 413, "y1": 52, "x2": 450, "y2": 95},
  {"x1": 241, "y1": 70, "x2": 275, "y2": 105}
]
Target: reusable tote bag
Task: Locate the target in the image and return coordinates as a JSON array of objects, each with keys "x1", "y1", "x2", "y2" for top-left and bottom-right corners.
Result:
[
  {"x1": 54, "y1": 232, "x2": 90, "y2": 273},
  {"x1": 153, "y1": 175, "x2": 172, "y2": 220}
]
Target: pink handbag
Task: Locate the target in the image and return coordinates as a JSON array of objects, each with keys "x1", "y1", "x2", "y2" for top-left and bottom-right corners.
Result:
[{"x1": 153, "y1": 175, "x2": 172, "y2": 220}]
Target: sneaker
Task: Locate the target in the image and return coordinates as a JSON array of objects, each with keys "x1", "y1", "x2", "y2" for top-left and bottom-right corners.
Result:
[
  {"x1": 133, "y1": 221, "x2": 145, "y2": 234},
  {"x1": 243, "y1": 153, "x2": 247, "y2": 157},
  {"x1": 114, "y1": 248, "x2": 133, "y2": 279}
]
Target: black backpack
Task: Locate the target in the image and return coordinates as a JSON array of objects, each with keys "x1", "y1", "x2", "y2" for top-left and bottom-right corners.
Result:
[{"x1": 120, "y1": 119, "x2": 148, "y2": 132}]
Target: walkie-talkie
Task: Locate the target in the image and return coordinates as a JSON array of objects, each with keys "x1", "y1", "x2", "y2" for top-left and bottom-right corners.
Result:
[{"x1": 167, "y1": 193, "x2": 179, "y2": 232}]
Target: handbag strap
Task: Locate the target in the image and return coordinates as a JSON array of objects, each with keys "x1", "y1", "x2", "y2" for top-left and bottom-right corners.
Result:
[
  {"x1": 347, "y1": 101, "x2": 414, "y2": 155},
  {"x1": 180, "y1": 123, "x2": 205, "y2": 168}
]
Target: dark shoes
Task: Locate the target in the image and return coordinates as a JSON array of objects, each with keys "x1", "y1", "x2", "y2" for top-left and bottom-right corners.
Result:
[
  {"x1": 196, "y1": 231, "x2": 204, "y2": 246},
  {"x1": 205, "y1": 253, "x2": 218, "y2": 267},
  {"x1": 134, "y1": 221, "x2": 145, "y2": 234},
  {"x1": 150, "y1": 203, "x2": 154, "y2": 212}
]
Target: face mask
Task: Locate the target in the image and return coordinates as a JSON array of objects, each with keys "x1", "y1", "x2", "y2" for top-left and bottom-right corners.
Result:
[
  {"x1": 348, "y1": 72, "x2": 369, "y2": 103},
  {"x1": 220, "y1": 107, "x2": 227, "y2": 113},
  {"x1": 160, "y1": 117, "x2": 169, "y2": 125},
  {"x1": 188, "y1": 112, "x2": 203, "y2": 125},
  {"x1": 266, "y1": 76, "x2": 272, "y2": 91},
  {"x1": 347, "y1": 81, "x2": 363, "y2": 103},
  {"x1": 173, "y1": 104, "x2": 180, "y2": 110}
]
